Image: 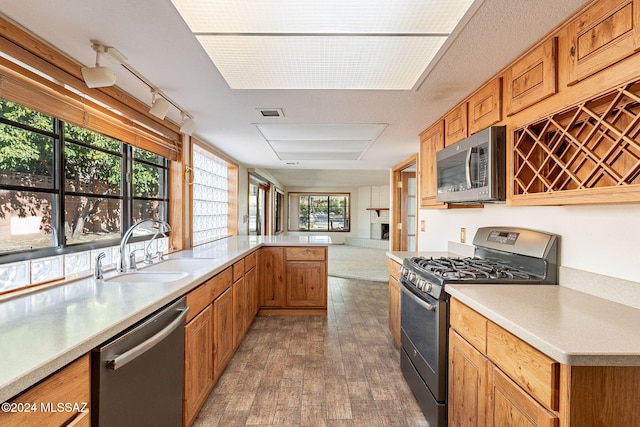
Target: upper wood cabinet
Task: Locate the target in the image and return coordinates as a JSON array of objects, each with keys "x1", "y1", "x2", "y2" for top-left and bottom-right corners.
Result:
[
  {"x1": 567, "y1": 0, "x2": 640, "y2": 85},
  {"x1": 468, "y1": 78, "x2": 502, "y2": 135},
  {"x1": 419, "y1": 121, "x2": 447, "y2": 209},
  {"x1": 444, "y1": 103, "x2": 468, "y2": 146},
  {"x1": 505, "y1": 37, "x2": 558, "y2": 115}
]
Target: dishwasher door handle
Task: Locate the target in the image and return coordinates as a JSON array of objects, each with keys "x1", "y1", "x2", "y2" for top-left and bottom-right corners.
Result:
[{"x1": 108, "y1": 306, "x2": 190, "y2": 370}]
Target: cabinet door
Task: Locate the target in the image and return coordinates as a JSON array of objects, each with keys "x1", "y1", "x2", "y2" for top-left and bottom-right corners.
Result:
[
  {"x1": 259, "y1": 247, "x2": 285, "y2": 307},
  {"x1": 183, "y1": 305, "x2": 213, "y2": 427},
  {"x1": 468, "y1": 78, "x2": 502, "y2": 135},
  {"x1": 245, "y1": 265, "x2": 258, "y2": 324},
  {"x1": 232, "y1": 277, "x2": 246, "y2": 350},
  {"x1": 449, "y1": 330, "x2": 489, "y2": 427},
  {"x1": 567, "y1": 0, "x2": 640, "y2": 85},
  {"x1": 213, "y1": 287, "x2": 234, "y2": 380},
  {"x1": 505, "y1": 37, "x2": 557, "y2": 115},
  {"x1": 388, "y1": 275, "x2": 401, "y2": 347},
  {"x1": 0, "y1": 354, "x2": 90, "y2": 427},
  {"x1": 444, "y1": 103, "x2": 468, "y2": 146},
  {"x1": 286, "y1": 261, "x2": 327, "y2": 307},
  {"x1": 419, "y1": 121, "x2": 446, "y2": 208},
  {"x1": 488, "y1": 365, "x2": 559, "y2": 427}
]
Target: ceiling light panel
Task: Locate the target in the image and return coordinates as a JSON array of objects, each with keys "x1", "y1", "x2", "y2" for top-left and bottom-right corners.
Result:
[
  {"x1": 171, "y1": 0, "x2": 476, "y2": 90},
  {"x1": 198, "y1": 35, "x2": 445, "y2": 89},
  {"x1": 171, "y1": 0, "x2": 474, "y2": 34}
]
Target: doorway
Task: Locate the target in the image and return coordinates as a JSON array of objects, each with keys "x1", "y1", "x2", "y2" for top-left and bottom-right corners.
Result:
[
  {"x1": 392, "y1": 155, "x2": 418, "y2": 251},
  {"x1": 249, "y1": 176, "x2": 269, "y2": 236}
]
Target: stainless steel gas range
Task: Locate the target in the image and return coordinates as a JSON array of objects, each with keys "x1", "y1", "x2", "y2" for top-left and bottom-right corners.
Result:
[{"x1": 399, "y1": 227, "x2": 559, "y2": 427}]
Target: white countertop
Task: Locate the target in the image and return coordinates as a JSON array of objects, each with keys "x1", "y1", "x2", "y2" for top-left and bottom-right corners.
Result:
[
  {"x1": 0, "y1": 235, "x2": 331, "y2": 403},
  {"x1": 446, "y1": 284, "x2": 640, "y2": 366}
]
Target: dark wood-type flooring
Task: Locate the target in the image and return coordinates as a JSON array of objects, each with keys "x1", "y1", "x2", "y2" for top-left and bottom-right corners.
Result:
[{"x1": 193, "y1": 277, "x2": 428, "y2": 426}]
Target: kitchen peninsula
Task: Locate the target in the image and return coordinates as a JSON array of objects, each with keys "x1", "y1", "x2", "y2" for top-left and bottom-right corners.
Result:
[{"x1": 0, "y1": 235, "x2": 330, "y2": 414}]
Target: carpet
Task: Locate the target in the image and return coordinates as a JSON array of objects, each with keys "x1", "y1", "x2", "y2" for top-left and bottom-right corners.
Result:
[{"x1": 327, "y1": 244, "x2": 389, "y2": 282}]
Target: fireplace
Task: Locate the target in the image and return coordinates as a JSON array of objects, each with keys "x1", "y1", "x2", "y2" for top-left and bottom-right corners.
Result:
[{"x1": 381, "y1": 223, "x2": 389, "y2": 240}]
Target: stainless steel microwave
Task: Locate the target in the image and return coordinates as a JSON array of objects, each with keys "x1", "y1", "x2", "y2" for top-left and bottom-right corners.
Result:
[{"x1": 435, "y1": 126, "x2": 506, "y2": 203}]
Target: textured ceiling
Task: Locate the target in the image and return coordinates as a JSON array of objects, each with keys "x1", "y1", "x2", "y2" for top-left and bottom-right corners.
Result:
[{"x1": 0, "y1": 0, "x2": 591, "y2": 187}]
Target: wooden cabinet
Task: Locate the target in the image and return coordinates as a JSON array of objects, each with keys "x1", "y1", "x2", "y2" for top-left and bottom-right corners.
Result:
[
  {"x1": 505, "y1": 37, "x2": 557, "y2": 115},
  {"x1": 449, "y1": 298, "x2": 640, "y2": 427},
  {"x1": 245, "y1": 252, "x2": 259, "y2": 326},
  {"x1": 444, "y1": 103, "x2": 468, "y2": 146},
  {"x1": 419, "y1": 121, "x2": 447, "y2": 209},
  {"x1": 213, "y1": 287, "x2": 234, "y2": 380},
  {"x1": 468, "y1": 78, "x2": 502, "y2": 134},
  {"x1": 0, "y1": 354, "x2": 90, "y2": 427},
  {"x1": 449, "y1": 330, "x2": 489, "y2": 427},
  {"x1": 387, "y1": 257, "x2": 402, "y2": 347},
  {"x1": 258, "y1": 246, "x2": 328, "y2": 313},
  {"x1": 567, "y1": 0, "x2": 640, "y2": 85},
  {"x1": 449, "y1": 300, "x2": 559, "y2": 427},
  {"x1": 285, "y1": 247, "x2": 327, "y2": 308},
  {"x1": 183, "y1": 304, "x2": 213, "y2": 427},
  {"x1": 489, "y1": 364, "x2": 558, "y2": 427},
  {"x1": 232, "y1": 276, "x2": 246, "y2": 350},
  {"x1": 259, "y1": 247, "x2": 286, "y2": 307}
]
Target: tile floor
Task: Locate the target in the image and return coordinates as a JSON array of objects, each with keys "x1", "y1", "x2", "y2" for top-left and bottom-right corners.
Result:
[{"x1": 193, "y1": 277, "x2": 429, "y2": 427}]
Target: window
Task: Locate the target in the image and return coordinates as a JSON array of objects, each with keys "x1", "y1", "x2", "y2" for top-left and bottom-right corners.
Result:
[
  {"x1": 191, "y1": 143, "x2": 232, "y2": 245},
  {"x1": 288, "y1": 193, "x2": 350, "y2": 231},
  {"x1": 0, "y1": 97, "x2": 169, "y2": 264},
  {"x1": 274, "y1": 190, "x2": 285, "y2": 234}
]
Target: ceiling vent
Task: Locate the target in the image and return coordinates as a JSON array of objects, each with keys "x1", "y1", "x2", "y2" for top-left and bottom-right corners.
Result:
[{"x1": 257, "y1": 108, "x2": 284, "y2": 118}]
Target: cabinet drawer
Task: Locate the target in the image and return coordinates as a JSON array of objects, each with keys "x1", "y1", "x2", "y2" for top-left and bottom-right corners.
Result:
[
  {"x1": 0, "y1": 354, "x2": 90, "y2": 427},
  {"x1": 388, "y1": 258, "x2": 402, "y2": 281},
  {"x1": 211, "y1": 267, "x2": 233, "y2": 300},
  {"x1": 244, "y1": 251, "x2": 257, "y2": 272},
  {"x1": 232, "y1": 259, "x2": 244, "y2": 282},
  {"x1": 487, "y1": 322, "x2": 559, "y2": 411},
  {"x1": 185, "y1": 278, "x2": 214, "y2": 323},
  {"x1": 449, "y1": 299, "x2": 487, "y2": 354},
  {"x1": 285, "y1": 247, "x2": 325, "y2": 261}
]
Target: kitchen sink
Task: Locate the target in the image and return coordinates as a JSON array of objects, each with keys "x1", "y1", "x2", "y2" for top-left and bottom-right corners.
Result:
[
  {"x1": 143, "y1": 257, "x2": 217, "y2": 272},
  {"x1": 105, "y1": 271, "x2": 189, "y2": 283}
]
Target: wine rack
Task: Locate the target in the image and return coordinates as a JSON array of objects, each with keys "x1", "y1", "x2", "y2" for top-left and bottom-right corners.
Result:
[{"x1": 513, "y1": 80, "x2": 640, "y2": 198}]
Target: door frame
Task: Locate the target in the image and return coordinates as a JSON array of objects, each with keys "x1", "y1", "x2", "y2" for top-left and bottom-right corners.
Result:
[{"x1": 391, "y1": 154, "x2": 418, "y2": 252}]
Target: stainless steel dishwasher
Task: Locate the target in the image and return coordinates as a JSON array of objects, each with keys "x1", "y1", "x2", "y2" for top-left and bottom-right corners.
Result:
[{"x1": 91, "y1": 297, "x2": 188, "y2": 427}]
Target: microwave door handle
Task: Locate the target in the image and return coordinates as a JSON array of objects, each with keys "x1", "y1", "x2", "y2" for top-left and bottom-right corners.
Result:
[{"x1": 465, "y1": 148, "x2": 473, "y2": 189}]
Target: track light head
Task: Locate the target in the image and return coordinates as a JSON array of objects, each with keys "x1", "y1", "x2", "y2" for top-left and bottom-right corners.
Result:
[
  {"x1": 180, "y1": 113, "x2": 196, "y2": 136},
  {"x1": 149, "y1": 90, "x2": 170, "y2": 119},
  {"x1": 81, "y1": 42, "x2": 116, "y2": 88}
]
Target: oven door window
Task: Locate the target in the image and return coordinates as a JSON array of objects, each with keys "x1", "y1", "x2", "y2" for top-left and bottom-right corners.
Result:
[{"x1": 400, "y1": 283, "x2": 441, "y2": 375}]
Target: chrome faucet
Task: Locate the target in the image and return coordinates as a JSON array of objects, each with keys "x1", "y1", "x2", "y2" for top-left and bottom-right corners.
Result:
[
  {"x1": 118, "y1": 219, "x2": 171, "y2": 272},
  {"x1": 94, "y1": 251, "x2": 106, "y2": 280}
]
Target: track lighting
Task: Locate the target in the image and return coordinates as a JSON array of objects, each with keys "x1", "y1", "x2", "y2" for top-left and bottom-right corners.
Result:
[
  {"x1": 180, "y1": 112, "x2": 196, "y2": 136},
  {"x1": 81, "y1": 42, "x2": 116, "y2": 88},
  {"x1": 149, "y1": 90, "x2": 170, "y2": 120}
]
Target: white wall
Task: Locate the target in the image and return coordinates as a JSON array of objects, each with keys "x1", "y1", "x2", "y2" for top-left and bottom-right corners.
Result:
[{"x1": 418, "y1": 203, "x2": 640, "y2": 283}]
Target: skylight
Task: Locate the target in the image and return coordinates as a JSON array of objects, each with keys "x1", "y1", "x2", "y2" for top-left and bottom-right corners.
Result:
[{"x1": 171, "y1": 0, "x2": 476, "y2": 90}]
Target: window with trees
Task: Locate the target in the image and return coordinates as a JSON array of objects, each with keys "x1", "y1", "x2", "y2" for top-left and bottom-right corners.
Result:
[
  {"x1": 288, "y1": 193, "x2": 350, "y2": 231},
  {"x1": 0, "y1": 97, "x2": 169, "y2": 260}
]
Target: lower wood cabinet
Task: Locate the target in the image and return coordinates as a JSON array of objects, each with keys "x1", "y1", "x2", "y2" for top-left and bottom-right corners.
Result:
[
  {"x1": 0, "y1": 354, "x2": 90, "y2": 427},
  {"x1": 448, "y1": 330, "x2": 489, "y2": 427},
  {"x1": 387, "y1": 257, "x2": 402, "y2": 347},
  {"x1": 449, "y1": 298, "x2": 640, "y2": 427},
  {"x1": 214, "y1": 286, "x2": 234, "y2": 381},
  {"x1": 489, "y1": 363, "x2": 558, "y2": 427},
  {"x1": 183, "y1": 304, "x2": 213, "y2": 427},
  {"x1": 259, "y1": 246, "x2": 328, "y2": 313}
]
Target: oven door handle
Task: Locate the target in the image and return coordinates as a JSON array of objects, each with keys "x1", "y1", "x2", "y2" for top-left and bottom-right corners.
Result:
[{"x1": 401, "y1": 283, "x2": 438, "y2": 311}]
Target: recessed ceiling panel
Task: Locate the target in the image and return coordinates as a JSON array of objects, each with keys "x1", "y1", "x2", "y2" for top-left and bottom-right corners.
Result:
[
  {"x1": 171, "y1": 0, "x2": 476, "y2": 90},
  {"x1": 172, "y1": 0, "x2": 474, "y2": 34},
  {"x1": 197, "y1": 35, "x2": 446, "y2": 89},
  {"x1": 256, "y1": 123, "x2": 387, "y2": 161}
]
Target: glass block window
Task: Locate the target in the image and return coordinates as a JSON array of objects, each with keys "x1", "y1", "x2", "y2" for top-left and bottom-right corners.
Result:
[{"x1": 192, "y1": 144, "x2": 230, "y2": 245}]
